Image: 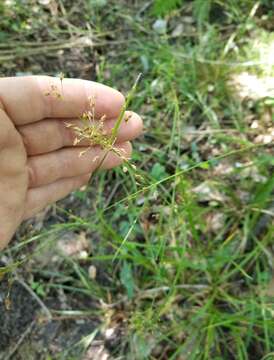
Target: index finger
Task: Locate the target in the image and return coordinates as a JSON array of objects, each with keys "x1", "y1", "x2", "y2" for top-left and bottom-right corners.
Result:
[{"x1": 0, "y1": 76, "x2": 125, "y2": 125}]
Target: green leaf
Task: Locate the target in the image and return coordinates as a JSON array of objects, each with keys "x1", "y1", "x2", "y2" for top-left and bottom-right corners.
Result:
[
  {"x1": 150, "y1": 163, "x2": 167, "y2": 181},
  {"x1": 120, "y1": 261, "x2": 134, "y2": 299},
  {"x1": 199, "y1": 161, "x2": 210, "y2": 170},
  {"x1": 152, "y1": 0, "x2": 184, "y2": 17},
  {"x1": 31, "y1": 281, "x2": 46, "y2": 297}
]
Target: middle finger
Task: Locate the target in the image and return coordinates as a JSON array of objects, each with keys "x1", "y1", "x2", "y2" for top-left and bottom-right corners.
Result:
[{"x1": 18, "y1": 111, "x2": 142, "y2": 155}]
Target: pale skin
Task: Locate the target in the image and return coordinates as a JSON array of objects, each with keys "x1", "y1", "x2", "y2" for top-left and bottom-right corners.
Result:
[{"x1": 0, "y1": 76, "x2": 143, "y2": 250}]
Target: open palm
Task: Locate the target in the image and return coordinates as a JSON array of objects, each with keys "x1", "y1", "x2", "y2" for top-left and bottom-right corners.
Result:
[{"x1": 0, "y1": 76, "x2": 142, "y2": 250}]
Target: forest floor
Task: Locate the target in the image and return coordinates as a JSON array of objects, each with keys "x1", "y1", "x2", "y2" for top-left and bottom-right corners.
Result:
[{"x1": 0, "y1": 1, "x2": 273, "y2": 359}]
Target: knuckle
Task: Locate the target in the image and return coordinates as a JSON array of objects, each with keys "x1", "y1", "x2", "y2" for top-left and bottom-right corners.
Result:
[
  {"x1": 27, "y1": 161, "x2": 38, "y2": 187},
  {"x1": 58, "y1": 120, "x2": 71, "y2": 147},
  {"x1": 18, "y1": 127, "x2": 30, "y2": 151},
  {"x1": 61, "y1": 120, "x2": 76, "y2": 146}
]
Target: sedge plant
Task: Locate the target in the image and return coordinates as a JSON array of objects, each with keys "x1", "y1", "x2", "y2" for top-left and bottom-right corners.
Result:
[{"x1": 64, "y1": 73, "x2": 144, "y2": 184}]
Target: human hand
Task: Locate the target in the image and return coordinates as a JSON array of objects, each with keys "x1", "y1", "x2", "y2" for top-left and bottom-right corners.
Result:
[{"x1": 0, "y1": 76, "x2": 142, "y2": 250}]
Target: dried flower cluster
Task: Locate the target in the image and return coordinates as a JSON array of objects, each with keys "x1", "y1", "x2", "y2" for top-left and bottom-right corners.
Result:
[
  {"x1": 66, "y1": 96, "x2": 127, "y2": 160},
  {"x1": 44, "y1": 73, "x2": 64, "y2": 99},
  {"x1": 44, "y1": 84, "x2": 63, "y2": 99},
  {"x1": 45, "y1": 73, "x2": 143, "y2": 177}
]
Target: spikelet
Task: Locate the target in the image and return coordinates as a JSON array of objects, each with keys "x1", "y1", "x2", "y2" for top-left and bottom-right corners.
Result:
[
  {"x1": 64, "y1": 75, "x2": 144, "y2": 181},
  {"x1": 66, "y1": 96, "x2": 113, "y2": 156},
  {"x1": 45, "y1": 84, "x2": 63, "y2": 99}
]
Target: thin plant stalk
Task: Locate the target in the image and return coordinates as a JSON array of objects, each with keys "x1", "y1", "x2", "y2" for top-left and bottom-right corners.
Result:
[{"x1": 88, "y1": 73, "x2": 142, "y2": 185}]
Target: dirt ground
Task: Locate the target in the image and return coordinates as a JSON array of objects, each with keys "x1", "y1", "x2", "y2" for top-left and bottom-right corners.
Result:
[{"x1": 0, "y1": 276, "x2": 100, "y2": 359}]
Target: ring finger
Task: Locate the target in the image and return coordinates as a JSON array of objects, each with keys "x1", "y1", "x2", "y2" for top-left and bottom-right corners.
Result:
[{"x1": 27, "y1": 141, "x2": 132, "y2": 188}]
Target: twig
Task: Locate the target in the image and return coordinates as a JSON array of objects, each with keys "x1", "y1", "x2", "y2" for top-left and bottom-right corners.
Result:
[
  {"x1": 0, "y1": 38, "x2": 127, "y2": 62},
  {"x1": 0, "y1": 37, "x2": 90, "y2": 62}
]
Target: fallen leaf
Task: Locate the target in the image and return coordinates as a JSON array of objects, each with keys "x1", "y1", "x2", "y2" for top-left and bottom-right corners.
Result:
[{"x1": 193, "y1": 181, "x2": 226, "y2": 202}]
